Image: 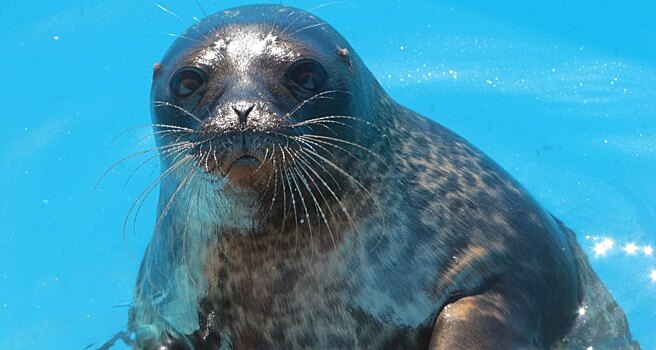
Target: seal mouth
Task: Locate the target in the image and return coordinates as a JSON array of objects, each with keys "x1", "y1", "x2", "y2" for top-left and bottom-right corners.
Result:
[
  {"x1": 233, "y1": 155, "x2": 259, "y2": 166},
  {"x1": 194, "y1": 131, "x2": 299, "y2": 181},
  {"x1": 194, "y1": 130, "x2": 266, "y2": 176},
  {"x1": 223, "y1": 155, "x2": 261, "y2": 175}
]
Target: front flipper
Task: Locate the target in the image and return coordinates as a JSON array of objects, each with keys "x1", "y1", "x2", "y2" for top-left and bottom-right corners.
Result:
[
  {"x1": 133, "y1": 325, "x2": 193, "y2": 350},
  {"x1": 428, "y1": 289, "x2": 541, "y2": 350}
]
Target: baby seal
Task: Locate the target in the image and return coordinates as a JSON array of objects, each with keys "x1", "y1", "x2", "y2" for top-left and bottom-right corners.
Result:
[{"x1": 128, "y1": 4, "x2": 639, "y2": 349}]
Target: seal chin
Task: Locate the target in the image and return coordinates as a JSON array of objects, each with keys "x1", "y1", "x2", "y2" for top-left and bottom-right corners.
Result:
[
  {"x1": 203, "y1": 151, "x2": 268, "y2": 188},
  {"x1": 225, "y1": 158, "x2": 268, "y2": 188}
]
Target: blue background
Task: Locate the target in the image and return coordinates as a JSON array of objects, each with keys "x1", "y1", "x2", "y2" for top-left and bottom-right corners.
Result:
[{"x1": 1, "y1": 1, "x2": 654, "y2": 349}]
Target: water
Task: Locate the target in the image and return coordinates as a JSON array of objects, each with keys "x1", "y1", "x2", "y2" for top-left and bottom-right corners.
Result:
[{"x1": 1, "y1": 1, "x2": 654, "y2": 349}]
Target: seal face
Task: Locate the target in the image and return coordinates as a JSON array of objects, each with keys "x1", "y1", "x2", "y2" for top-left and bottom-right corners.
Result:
[{"x1": 128, "y1": 5, "x2": 639, "y2": 350}]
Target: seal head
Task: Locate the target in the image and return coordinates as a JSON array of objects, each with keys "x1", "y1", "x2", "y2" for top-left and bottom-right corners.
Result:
[{"x1": 150, "y1": 5, "x2": 370, "y2": 192}]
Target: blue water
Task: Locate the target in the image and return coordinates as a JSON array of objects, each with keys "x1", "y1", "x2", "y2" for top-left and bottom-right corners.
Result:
[{"x1": 1, "y1": 1, "x2": 654, "y2": 349}]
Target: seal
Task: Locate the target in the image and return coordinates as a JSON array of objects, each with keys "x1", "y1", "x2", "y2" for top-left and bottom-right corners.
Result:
[{"x1": 127, "y1": 4, "x2": 640, "y2": 349}]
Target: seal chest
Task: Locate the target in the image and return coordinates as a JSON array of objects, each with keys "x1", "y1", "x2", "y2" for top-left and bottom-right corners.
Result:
[{"x1": 128, "y1": 4, "x2": 639, "y2": 350}]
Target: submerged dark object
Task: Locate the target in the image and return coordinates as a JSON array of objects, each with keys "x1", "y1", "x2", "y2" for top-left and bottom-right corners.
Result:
[{"x1": 127, "y1": 4, "x2": 639, "y2": 349}]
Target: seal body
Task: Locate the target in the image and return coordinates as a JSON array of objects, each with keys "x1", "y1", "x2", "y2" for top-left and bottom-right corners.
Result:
[{"x1": 128, "y1": 5, "x2": 639, "y2": 350}]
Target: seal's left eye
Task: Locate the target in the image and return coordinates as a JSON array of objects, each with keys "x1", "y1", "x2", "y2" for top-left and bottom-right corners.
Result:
[
  {"x1": 287, "y1": 60, "x2": 327, "y2": 93},
  {"x1": 170, "y1": 68, "x2": 206, "y2": 98}
]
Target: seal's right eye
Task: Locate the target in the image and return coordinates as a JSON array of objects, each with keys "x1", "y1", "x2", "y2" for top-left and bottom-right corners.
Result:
[{"x1": 170, "y1": 68, "x2": 206, "y2": 98}]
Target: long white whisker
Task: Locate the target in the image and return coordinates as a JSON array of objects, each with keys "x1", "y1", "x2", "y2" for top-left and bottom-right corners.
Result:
[
  {"x1": 279, "y1": 2, "x2": 344, "y2": 36},
  {"x1": 284, "y1": 90, "x2": 348, "y2": 119},
  {"x1": 299, "y1": 134, "x2": 387, "y2": 163},
  {"x1": 289, "y1": 148, "x2": 338, "y2": 249},
  {"x1": 285, "y1": 151, "x2": 313, "y2": 256},
  {"x1": 152, "y1": 2, "x2": 210, "y2": 40},
  {"x1": 300, "y1": 148, "x2": 387, "y2": 251},
  {"x1": 294, "y1": 151, "x2": 358, "y2": 233},
  {"x1": 153, "y1": 100, "x2": 204, "y2": 123}
]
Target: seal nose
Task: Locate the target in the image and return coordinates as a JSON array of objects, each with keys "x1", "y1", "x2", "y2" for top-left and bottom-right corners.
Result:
[{"x1": 232, "y1": 103, "x2": 255, "y2": 127}]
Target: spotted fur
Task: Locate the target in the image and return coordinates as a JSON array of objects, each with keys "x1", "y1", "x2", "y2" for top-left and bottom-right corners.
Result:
[{"x1": 127, "y1": 5, "x2": 639, "y2": 350}]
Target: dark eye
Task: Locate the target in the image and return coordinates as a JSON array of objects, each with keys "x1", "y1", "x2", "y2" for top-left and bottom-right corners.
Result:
[
  {"x1": 170, "y1": 68, "x2": 206, "y2": 98},
  {"x1": 287, "y1": 60, "x2": 327, "y2": 92}
]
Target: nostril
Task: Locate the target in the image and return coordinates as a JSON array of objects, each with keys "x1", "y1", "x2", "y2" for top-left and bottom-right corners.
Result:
[{"x1": 232, "y1": 104, "x2": 255, "y2": 126}]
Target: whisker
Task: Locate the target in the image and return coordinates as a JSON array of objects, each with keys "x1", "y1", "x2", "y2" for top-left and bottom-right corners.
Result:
[
  {"x1": 253, "y1": 141, "x2": 286, "y2": 238},
  {"x1": 288, "y1": 147, "x2": 338, "y2": 249},
  {"x1": 153, "y1": 2, "x2": 184, "y2": 20},
  {"x1": 284, "y1": 90, "x2": 349, "y2": 119},
  {"x1": 289, "y1": 119, "x2": 345, "y2": 135},
  {"x1": 123, "y1": 155, "x2": 193, "y2": 242},
  {"x1": 286, "y1": 148, "x2": 321, "y2": 224},
  {"x1": 285, "y1": 150, "x2": 313, "y2": 256},
  {"x1": 287, "y1": 115, "x2": 375, "y2": 129},
  {"x1": 287, "y1": 114, "x2": 381, "y2": 142},
  {"x1": 289, "y1": 22, "x2": 327, "y2": 36},
  {"x1": 164, "y1": 32, "x2": 203, "y2": 44},
  {"x1": 123, "y1": 142, "x2": 194, "y2": 191},
  {"x1": 193, "y1": 0, "x2": 208, "y2": 18},
  {"x1": 253, "y1": 149, "x2": 276, "y2": 209},
  {"x1": 130, "y1": 140, "x2": 195, "y2": 187},
  {"x1": 151, "y1": 158, "x2": 197, "y2": 282},
  {"x1": 152, "y1": 2, "x2": 210, "y2": 40},
  {"x1": 94, "y1": 140, "x2": 195, "y2": 194},
  {"x1": 269, "y1": 0, "x2": 285, "y2": 35},
  {"x1": 153, "y1": 100, "x2": 204, "y2": 123},
  {"x1": 297, "y1": 134, "x2": 387, "y2": 164},
  {"x1": 286, "y1": 136, "x2": 342, "y2": 191},
  {"x1": 293, "y1": 135, "x2": 359, "y2": 163},
  {"x1": 152, "y1": 158, "x2": 197, "y2": 242},
  {"x1": 299, "y1": 148, "x2": 387, "y2": 251},
  {"x1": 182, "y1": 169, "x2": 200, "y2": 287},
  {"x1": 128, "y1": 155, "x2": 194, "y2": 296},
  {"x1": 110, "y1": 123, "x2": 193, "y2": 145},
  {"x1": 294, "y1": 151, "x2": 358, "y2": 233},
  {"x1": 143, "y1": 129, "x2": 197, "y2": 143},
  {"x1": 277, "y1": 147, "x2": 289, "y2": 237},
  {"x1": 279, "y1": 2, "x2": 344, "y2": 36},
  {"x1": 255, "y1": 148, "x2": 271, "y2": 173},
  {"x1": 129, "y1": 151, "x2": 193, "y2": 239},
  {"x1": 279, "y1": 144, "x2": 300, "y2": 250}
]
